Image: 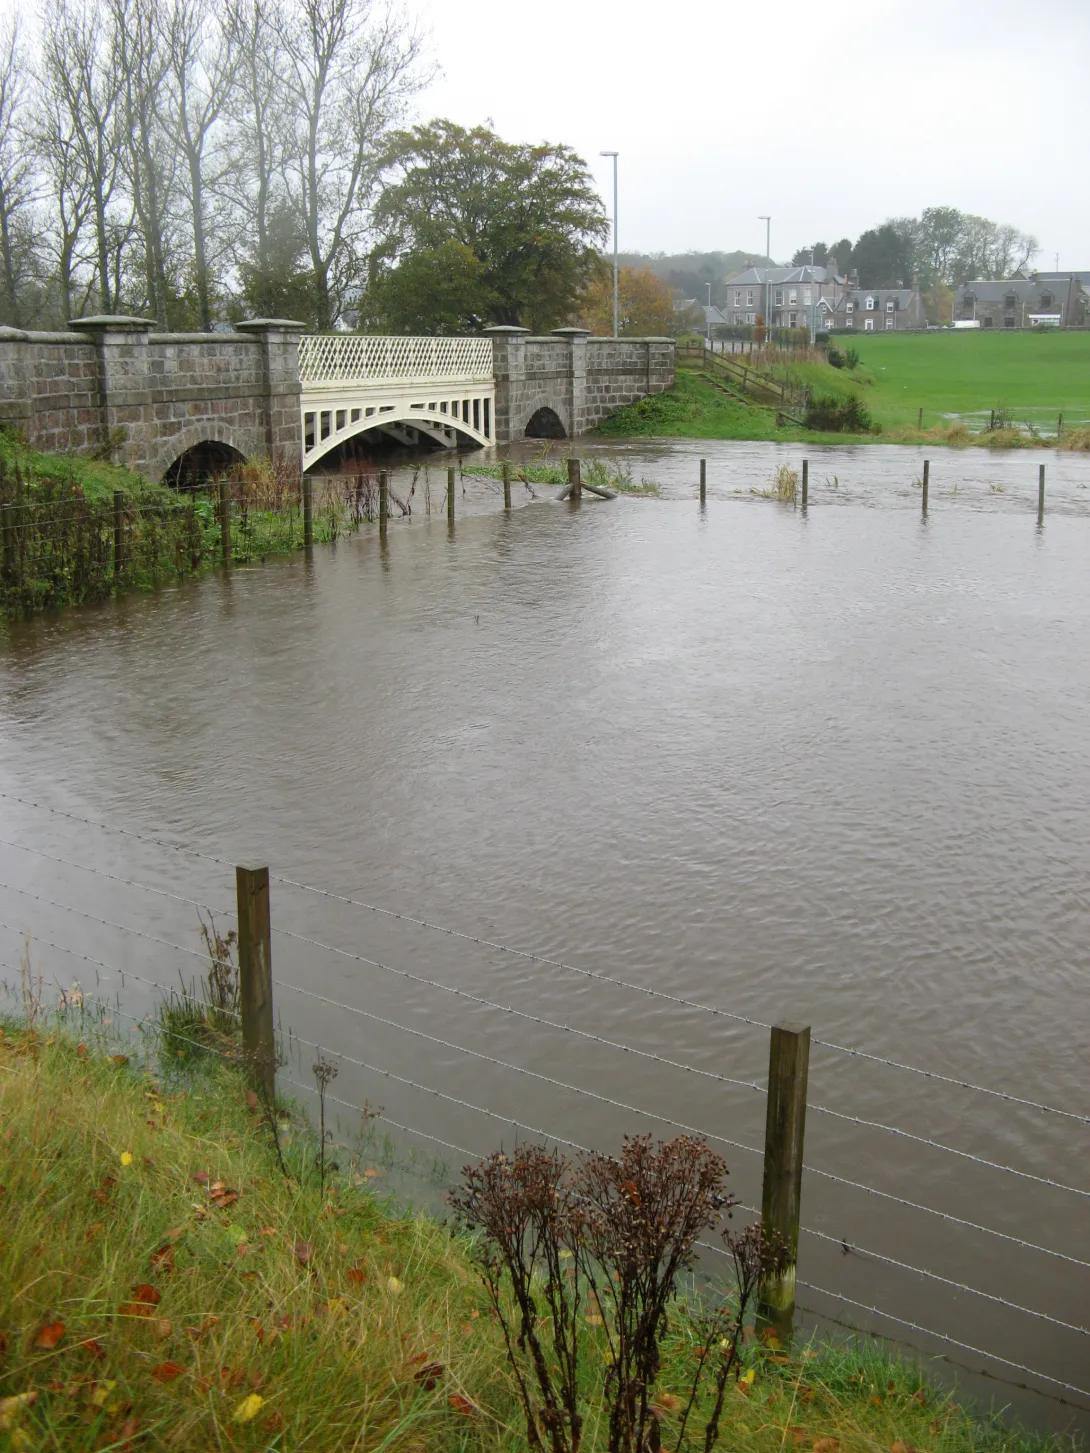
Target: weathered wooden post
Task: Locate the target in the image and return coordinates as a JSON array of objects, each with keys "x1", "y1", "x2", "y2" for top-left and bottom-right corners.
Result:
[
  {"x1": 379, "y1": 471, "x2": 389, "y2": 537},
  {"x1": 236, "y1": 864, "x2": 275, "y2": 1103},
  {"x1": 447, "y1": 466, "x2": 456, "y2": 523},
  {"x1": 502, "y1": 461, "x2": 512, "y2": 510},
  {"x1": 699, "y1": 457, "x2": 706, "y2": 506},
  {"x1": 303, "y1": 475, "x2": 314, "y2": 551},
  {"x1": 219, "y1": 478, "x2": 231, "y2": 565},
  {"x1": 113, "y1": 490, "x2": 124, "y2": 584},
  {"x1": 1, "y1": 502, "x2": 13, "y2": 586},
  {"x1": 922, "y1": 458, "x2": 930, "y2": 514},
  {"x1": 567, "y1": 457, "x2": 581, "y2": 500},
  {"x1": 1038, "y1": 463, "x2": 1046, "y2": 526},
  {"x1": 1057, "y1": 412, "x2": 1064, "y2": 438},
  {"x1": 758, "y1": 1021, "x2": 810, "y2": 1330},
  {"x1": 917, "y1": 406, "x2": 923, "y2": 430},
  {"x1": 801, "y1": 459, "x2": 808, "y2": 510},
  {"x1": 989, "y1": 409, "x2": 996, "y2": 432}
]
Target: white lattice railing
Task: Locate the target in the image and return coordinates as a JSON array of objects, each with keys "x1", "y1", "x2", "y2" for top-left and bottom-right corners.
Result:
[{"x1": 298, "y1": 334, "x2": 494, "y2": 386}]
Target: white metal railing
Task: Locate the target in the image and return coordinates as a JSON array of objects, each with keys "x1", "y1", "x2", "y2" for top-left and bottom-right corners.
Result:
[{"x1": 298, "y1": 335, "x2": 493, "y2": 386}]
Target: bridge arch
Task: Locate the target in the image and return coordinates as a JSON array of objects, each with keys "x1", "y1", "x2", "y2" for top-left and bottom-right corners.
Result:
[
  {"x1": 302, "y1": 403, "x2": 491, "y2": 471},
  {"x1": 154, "y1": 423, "x2": 252, "y2": 487},
  {"x1": 525, "y1": 405, "x2": 566, "y2": 439}
]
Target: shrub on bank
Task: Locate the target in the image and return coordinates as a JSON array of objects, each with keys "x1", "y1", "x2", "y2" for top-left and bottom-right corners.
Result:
[{"x1": 804, "y1": 394, "x2": 876, "y2": 433}]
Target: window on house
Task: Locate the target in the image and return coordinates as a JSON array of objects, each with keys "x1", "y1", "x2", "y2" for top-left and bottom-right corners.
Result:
[
  {"x1": 1003, "y1": 316, "x2": 1015, "y2": 328},
  {"x1": 845, "y1": 318, "x2": 854, "y2": 328},
  {"x1": 983, "y1": 316, "x2": 994, "y2": 328},
  {"x1": 1040, "y1": 292, "x2": 1053, "y2": 308},
  {"x1": 886, "y1": 298, "x2": 895, "y2": 311},
  {"x1": 747, "y1": 290, "x2": 755, "y2": 306},
  {"x1": 774, "y1": 289, "x2": 783, "y2": 306},
  {"x1": 803, "y1": 287, "x2": 812, "y2": 304},
  {"x1": 885, "y1": 317, "x2": 894, "y2": 329},
  {"x1": 846, "y1": 300, "x2": 854, "y2": 313},
  {"x1": 1004, "y1": 293, "x2": 1017, "y2": 308},
  {"x1": 746, "y1": 312, "x2": 755, "y2": 324},
  {"x1": 789, "y1": 289, "x2": 797, "y2": 304},
  {"x1": 790, "y1": 312, "x2": 797, "y2": 326},
  {"x1": 734, "y1": 291, "x2": 741, "y2": 306},
  {"x1": 865, "y1": 296, "x2": 875, "y2": 310},
  {"x1": 864, "y1": 318, "x2": 874, "y2": 331}
]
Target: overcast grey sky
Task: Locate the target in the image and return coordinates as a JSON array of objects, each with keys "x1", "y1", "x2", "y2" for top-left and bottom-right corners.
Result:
[{"x1": 419, "y1": 0, "x2": 1089, "y2": 267}]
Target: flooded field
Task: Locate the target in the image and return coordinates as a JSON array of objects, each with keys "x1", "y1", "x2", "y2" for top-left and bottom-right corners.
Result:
[{"x1": 2, "y1": 437, "x2": 1088, "y2": 1431}]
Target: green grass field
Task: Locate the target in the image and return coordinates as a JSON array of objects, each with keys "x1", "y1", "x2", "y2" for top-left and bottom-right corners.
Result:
[{"x1": 832, "y1": 330, "x2": 1090, "y2": 432}]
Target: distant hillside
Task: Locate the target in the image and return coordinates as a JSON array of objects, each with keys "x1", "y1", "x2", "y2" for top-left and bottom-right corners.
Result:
[{"x1": 615, "y1": 251, "x2": 774, "y2": 306}]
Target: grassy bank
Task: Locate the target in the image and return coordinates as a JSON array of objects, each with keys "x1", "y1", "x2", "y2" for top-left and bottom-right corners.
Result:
[
  {"x1": 0, "y1": 436, "x2": 369, "y2": 618},
  {"x1": 0, "y1": 1019, "x2": 1076, "y2": 1451}
]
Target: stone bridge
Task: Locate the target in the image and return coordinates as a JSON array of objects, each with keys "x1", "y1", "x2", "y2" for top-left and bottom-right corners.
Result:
[{"x1": 0, "y1": 316, "x2": 674, "y2": 482}]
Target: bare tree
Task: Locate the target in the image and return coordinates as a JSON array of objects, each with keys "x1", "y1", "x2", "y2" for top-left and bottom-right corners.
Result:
[
  {"x1": 164, "y1": 0, "x2": 240, "y2": 329},
  {"x1": 41, "y1": 0, "x2": 125, "y2": 314},
  {"x1": 0, "y1": 19, "x2": 38, "y2": 324},
  {"x1": 230, "y1": 0, "x2": 288, "y2": 296},
  {"x1": 279, "y1": 0, "x2": 427, "y2": 329}
]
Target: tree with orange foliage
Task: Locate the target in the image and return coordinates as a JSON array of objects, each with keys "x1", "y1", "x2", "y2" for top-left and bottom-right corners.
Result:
[{"x1": 575, "y1": 265, "x2": 676, "y2": 336}]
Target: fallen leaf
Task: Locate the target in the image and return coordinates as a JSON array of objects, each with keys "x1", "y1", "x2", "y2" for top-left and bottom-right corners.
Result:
[
  {"x1": 79, "y1": 1339, "x2": 105, "y2": 1359},
  {"x1": 185, "y1": 1316, "x2": 218, "y2": 1339},
  {"x1": 584, "y1": 1310, "x2": 603, "y2": 1326},
  {"x1": 766, "y1": 1354, "x2": 791, "y2": 1365},
  {"x1": 294, "y1": 1240, "x2": 312, "y2": 1266},
  {"x1": 259, "y1": 1226, "x2": 278, "y2": 1239},
  {"x1": 150, "y1": 1362, "x2": 185, "y2": 1384},
  {"x1": 869, "y1": 1394, "x2": 884, "y2": 1407},
  {"x1": 119, "y1": 1415, "x2": 140, "y2": 1447},
  {"x1": 35, "y1": 1320, "x2": 66, "y2": 1349},
  {"x1": 155, "y1": 1319, "x2": 172, "y2": 1340},
  {"x1": 150, "y1": 1245, "x2": 174, "y2": 1273},
  {"x1": 0, "y1": 1391, "x2": 39, "y2": 1429},
  {"x1": 319, "y1": 1298, "x2": 347, "y2": 1320},
  {"x1": 131, "y1": 1284, "x2": 161, "y2": 1306},
  {"x1": 386, "y1": 1274, "x2": 403, "y2": 1294},
  {"x1": 652, "y1": 1393, "x2": 682, "y2": 1414},
  {"x1": 912, "y1": 1389, "x2": 928, "y2": 1407},
  {"x1": 90, "y1": 1380, "x2": 117, "y2": 1408},
  {"x1": 785, "y1": 1428, "x2": 806, "y2": 1446},
  {"x1": 413, "y1": 1361, "x2": 445, "y2": 1391},
  {"x1": 813, "y1": 1441, "x2": 840, "y2": 1453},
  {"x1": 760, "y1": 1328, "x2": 782, "y2": 1349},
  {"x1": 245, "y1": 1090, "x2": 259, "y2": 1110},
  {"x1": 191, "y1": 1172, "x2": 210, "y2": 1185},
  {"x1": 347, "y1": 1266, "x2": 366, "y2": 1286},
  {"x1": 111, "y1": 1055, "x2": 129, "y2": 1066},
  {"x1": 233, "y1": 1392, "x2": 264, "y2": 1423},
  {"x1": 164, "y1": 1227, "x2": 186, "y2": 1243},
  {"x1": 119, "y1": 1151, "x2": 134, "y2": 1167},
  {"x1": 210, "y1": 1189, "x2": 239, "y2": 1209},
  {"x1": 76, "y1": 1042, "x2": 88, "y2": 1058},
  {"x1": 248, "y1": 1319, "x2": 265, "y2": 1342},
  {"x1": 448, "y1": 1394, "x2": 475, "y2": 1417},
  {"x1": 264, "y1": 1411, "x2": 285, "y2": 1433},
  {"x1": 740, "y1": 1368, "x2": 756, "y2": 1386}
]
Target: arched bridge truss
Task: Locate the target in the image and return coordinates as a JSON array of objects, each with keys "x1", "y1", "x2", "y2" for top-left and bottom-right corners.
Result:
[{"x1": 299, "y1": 335, "x2": 495, "y2": 469}]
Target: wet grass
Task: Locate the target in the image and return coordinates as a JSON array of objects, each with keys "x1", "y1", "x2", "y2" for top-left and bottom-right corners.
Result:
[{"x1": 0, "y1": 1020, "x2": 1078, "y2": 1452}]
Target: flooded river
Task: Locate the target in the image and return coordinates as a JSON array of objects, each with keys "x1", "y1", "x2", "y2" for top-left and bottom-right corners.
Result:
[{"x1": 1, "y1": 436, "x2": 1088, "y2": 1430}]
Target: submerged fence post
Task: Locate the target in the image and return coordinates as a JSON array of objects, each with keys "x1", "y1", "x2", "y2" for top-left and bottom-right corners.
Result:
[
  {"x1": 113, "y1": 490, "x2": 123, "y2": 584},
  {"x1": 699, "y1": 457, "x2": 706, "y2": 506},
  {"x1": 502, "y1": 460, "x2": 512, "y2": 510},
  {"x1": 303, "y1": 475, "x2": 314, "y2": 551},
  {"x1": 922, "y1": 458, "x2": 930, "y2": 514},
  {"x1": 379, "y1": 471, "x2": 389, "y2": 536},
  {"x1": 801, "y1": 459, "x2": 808, "y2": 510},
  {"x1": 1, "y1": 502, "x2": 13, "y2": 586},
  {"x1": 1057, "y1": 412, "x2": 1064, "y2": 439},
  {"x1": 567, "y1": 457, "x2": 581, "y2": 500},
  {"x1": 447, "y1": 466, "x2": 456, "y2": 523},
  {"x1": 759, "y1": 1021, "x2": 810, "y2": 1330},
  {"x1": 236, "y1": 864, "x2": 275, "y2": 1104},
  {"x1": 1038, "y1": 463, "x2": 1045, "y2": 526},
  {"x1": 219, "y1": 478, "x2": 231, "y2": 565}
]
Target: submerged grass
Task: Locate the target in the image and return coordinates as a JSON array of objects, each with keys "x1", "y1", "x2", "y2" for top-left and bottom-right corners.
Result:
[
  {"x1": 462, "y1": 456, "x2": 659, "y2": 496},
  {"x1": 0, "y1": 1019, "x2": 1078, "y2": 1452}
]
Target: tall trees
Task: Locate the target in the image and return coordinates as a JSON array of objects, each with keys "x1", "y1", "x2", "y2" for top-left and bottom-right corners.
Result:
[
  {"x1": 576, "y1": 265, "x2": 674, "y2": 337},
  {"x1": 0, "y1": 20, "x2": 35, "y2": 324},
  {"x1": 371, "y1": 120, "x2": 608, "y2": 331},
  {"x1": 814, "y1": 210, "x2": 1038, "y2": 288}
]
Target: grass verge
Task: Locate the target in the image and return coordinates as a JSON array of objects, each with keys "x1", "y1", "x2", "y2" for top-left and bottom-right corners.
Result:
[{"x1": 0, "y1": 1019, "x2": 1077, "y2": 1451}]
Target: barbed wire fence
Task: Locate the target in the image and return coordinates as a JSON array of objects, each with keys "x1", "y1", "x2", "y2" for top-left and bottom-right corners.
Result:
[{"x1": 0, "y1": 792, "x2": 1088, "y2": 1414}]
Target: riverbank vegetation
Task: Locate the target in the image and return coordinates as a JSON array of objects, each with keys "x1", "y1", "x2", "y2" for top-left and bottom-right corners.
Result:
[
  {"x1": 0, "y1": 1005, "x2": 1078, "y2": 1451},
  {"x1": 461, "y1": 458, "x2": 659, "y2": 496}
]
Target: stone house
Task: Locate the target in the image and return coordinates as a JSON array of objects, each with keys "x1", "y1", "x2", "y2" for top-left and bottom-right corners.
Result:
[
  {"x1": 724, "y1": 265, "x2": 843, "y2": 330},
  {"x1": 952, "y1": 275, "x2": 1087, "y2": 329},
  {"x1": 819, "y1": 284, "x2": 927, "y2": 332}
]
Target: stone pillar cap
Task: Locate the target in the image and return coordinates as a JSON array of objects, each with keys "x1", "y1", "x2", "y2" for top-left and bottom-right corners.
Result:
[
  {"x1": 482, "y1": 325, "x2": 530, "y2": 335},
  {"x1": 551, "y1": 327, "x2": 592, "y2": 337},
  {"x1": 236, "y1": 318, "x2": 307, "y2": 332},
  {"x1": 69, "y1": 315, "x2": 154, "y2": 332}
]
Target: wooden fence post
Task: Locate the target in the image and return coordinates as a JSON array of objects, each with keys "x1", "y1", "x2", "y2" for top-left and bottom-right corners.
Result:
[
  {"x1": 801, "y1": 459, "x2": 808, "y2": 510},
  {"x1": 567, "y1": 457, "x2": 581, "y2": 499},
  {"x1": 379, "y1": 471, "x2": 389, "y2": 536},
  {"x1": 303, "y1": 475, "x2": 314, "y2": 551},
  {"x1": 113, "y1": 490, "x2": 124, "y2": 584},
  {"x1": 502, "y1": 461, "x2": 512, "y2": 510},
  {"x1": 922, "y1": 458, "x2": 929, "y2": 515},
  {"x1": 219, "y1": 478, "x2": 231, "y2": 565},
  {"x1": 1038, "y1": 464, "x2": 1045, "y2": 526},
  {"x1": 917, "y1": 406, "x2": 923, "y2": 430},
  {"x1": 447, "y1": 467, "x2": 455, "y2": 523},
  {"x1": 1057, "y1": 412, "x2": 1064, "y2": 438},
  {"x1": 699, "y1": 458, "x2": 706, "y2": 505},
  {"x1": 1, "y1": 502, "x2": 13, "y2": 586},
  {"x1": 236, "y1": 864, "x2": 275, "y2": 1103},
  {"x1": 758, "y1": 1021, "x2": 810, "y2": 1329}
]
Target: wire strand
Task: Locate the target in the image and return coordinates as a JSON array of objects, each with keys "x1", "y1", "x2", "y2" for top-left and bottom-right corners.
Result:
[
  {"x1": 0, "y1": 879, "x2": 208, "y2": 962},
  {"x1": 0, "y1": 836, "x2": 232, "y2": 916},
  {"x1": 796, "y1": 1282, "x2": 1090, "y2": 1404},
  {"x1": 271, "y1": 925, "x2": 764, "y2": 1096}
]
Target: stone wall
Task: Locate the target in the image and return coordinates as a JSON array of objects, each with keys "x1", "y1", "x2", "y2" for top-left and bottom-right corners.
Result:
[
  {"x1": 0, "y1": 316, "x2": 303, "y2": 481},
  {"x1": 488, "y1": 328, "x2": 674, "y2": 441}
]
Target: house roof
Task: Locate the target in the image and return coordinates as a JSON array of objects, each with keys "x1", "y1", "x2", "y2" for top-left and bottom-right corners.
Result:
[
  {"x1": 954, "y1": 279, "x2": 1067, "y2": 303},
  {"x1": 824, "y1": 289, "x2": 914, "y2": 312},
  {"x1": 1033, "y1": 270, "x2": 1090, "y2": 286},
  {"x1": 726, "y1": 265, "x2": 839, "y2": 287}
]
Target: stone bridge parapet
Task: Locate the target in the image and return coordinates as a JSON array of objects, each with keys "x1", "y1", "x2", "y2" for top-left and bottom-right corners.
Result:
[{"x1": 0, "y1": 316, "x2": 303, "y2": 481}]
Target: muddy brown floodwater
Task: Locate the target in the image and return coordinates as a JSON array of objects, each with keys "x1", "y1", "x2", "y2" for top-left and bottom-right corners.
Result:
[{"x1": 1, "y1": 437, "x2": 1088, "y2": 1434}]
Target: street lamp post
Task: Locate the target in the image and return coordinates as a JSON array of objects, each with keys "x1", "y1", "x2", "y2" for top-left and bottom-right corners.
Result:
[
  {"x1": 707, "y1": 281, "x2": 713, "y2": 348},
  {"x1": 759, "y1": 215, "x2": 771, "y2": 343},
  {"x1": 601, "y1": 151, "x2": 619, "y2": 337}
]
